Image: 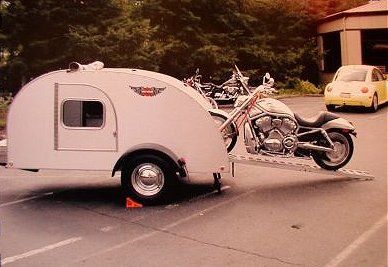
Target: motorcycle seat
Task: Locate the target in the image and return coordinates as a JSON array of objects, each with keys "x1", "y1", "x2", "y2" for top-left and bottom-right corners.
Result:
[{"x1": 294, "y1": 111, "x2": 339, "y2": 128}]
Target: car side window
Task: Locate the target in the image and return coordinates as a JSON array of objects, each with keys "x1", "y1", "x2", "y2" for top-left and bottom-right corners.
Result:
[
  {"x1": 375, "y1": 69, "x2": 384, "y2": 81},
  {"x1": 372, "y1": 70, "x2": 380, "y2": 82}
]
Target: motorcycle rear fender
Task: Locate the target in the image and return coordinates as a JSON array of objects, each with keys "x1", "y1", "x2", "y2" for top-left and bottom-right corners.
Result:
[{"x1": 321, "y1": 118, "x2": 356, "y2": 132}]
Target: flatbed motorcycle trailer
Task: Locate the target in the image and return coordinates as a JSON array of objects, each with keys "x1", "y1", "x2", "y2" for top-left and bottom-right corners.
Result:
[
  {"x1": 211, "y1": 153, "x2": 375, "y2": 192},
  {"x1": 4, "y1": 62, "x2": 375, "y2": 203}
]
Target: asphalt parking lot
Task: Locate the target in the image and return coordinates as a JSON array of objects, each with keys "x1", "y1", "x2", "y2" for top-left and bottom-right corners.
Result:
[{"x1": 0, "y1": 96, "x2": 387, "y2": 267}]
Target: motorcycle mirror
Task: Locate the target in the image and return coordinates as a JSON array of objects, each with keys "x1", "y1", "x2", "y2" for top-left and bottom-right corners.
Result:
[
  {"x1": 195, "y1": 68, "x2": 199, "y2": 75},
  {"x1": 268, "y1": 78, "x2": 275, "y2": 86},
  {"x1": 263, "y1": 72, "x2": 272, "y2": 85}
]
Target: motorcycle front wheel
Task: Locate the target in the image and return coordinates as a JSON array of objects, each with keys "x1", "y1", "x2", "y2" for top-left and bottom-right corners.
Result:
[
  {"x1": 210, "y1": 112, "x2": 238, "y2": 153},
  {"x1": 207, "y1": 97, "x2": 218, "y2": 109},
  {"x1": 312, "y1": 131, "x2": 354, "y2": 170}
]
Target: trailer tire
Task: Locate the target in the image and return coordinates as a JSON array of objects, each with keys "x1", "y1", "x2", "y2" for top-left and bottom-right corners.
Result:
[{"x1": 121, "y1": 154, "x2": 176, "y2": 205}]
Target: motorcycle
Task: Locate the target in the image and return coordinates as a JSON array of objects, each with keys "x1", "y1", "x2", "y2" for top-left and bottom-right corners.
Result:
[
  {"x1": 201, "y1": 71, "x2": 250, "y2": 103},
  {"x1": 184, "y1": 69, "x2": 218, "y2": 109},
  {"x1": 210, "y1": 65, "x2": 356, "y2": 170}
]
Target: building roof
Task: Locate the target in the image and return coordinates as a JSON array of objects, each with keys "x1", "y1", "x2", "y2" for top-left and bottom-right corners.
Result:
[{"x1": 320, "y1": 0, "x2": 388, "y2": 22}]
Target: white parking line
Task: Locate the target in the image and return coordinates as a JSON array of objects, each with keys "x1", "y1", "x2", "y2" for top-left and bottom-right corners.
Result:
[
  {"x1": 1, "y1": 237, "x2": 83, "y2": 265},
  {"x1": 324, "y1": 214, "x2": 388, "y2": 267},
  {"x1": 0, "y1": 192, "x2": 54, "y2": 208}
]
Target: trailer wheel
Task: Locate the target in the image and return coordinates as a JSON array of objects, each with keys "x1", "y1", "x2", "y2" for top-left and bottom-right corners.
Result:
[{"x1": 121, "y1": 154, "x2": 176, "y2": 205}]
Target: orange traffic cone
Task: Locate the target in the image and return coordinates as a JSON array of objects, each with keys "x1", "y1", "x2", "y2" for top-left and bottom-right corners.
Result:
[{"x1": 126, "y1": 197, "x2": 143, "y2": 208}]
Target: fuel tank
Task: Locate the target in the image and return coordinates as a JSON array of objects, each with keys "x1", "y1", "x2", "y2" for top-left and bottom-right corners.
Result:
[{"x1": 255, "y1": 98, "x2": 294, "y2": 116}]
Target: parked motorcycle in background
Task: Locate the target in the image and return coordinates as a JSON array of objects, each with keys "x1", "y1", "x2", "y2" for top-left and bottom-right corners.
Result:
[
  {"x1": 211, "y1": 65, "x2": 356, "y2": 170},
  {"x1": 199, "y1": 70, "x2": 250, "y2": 104},
  {"x1": 184, "y1": 69, "x2": 218, "y2": 109}
]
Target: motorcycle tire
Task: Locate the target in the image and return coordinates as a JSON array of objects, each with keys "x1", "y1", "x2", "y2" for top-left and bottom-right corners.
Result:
[
  {"x1": 312, "y1": 130, "x2": 354, "y2": 170},
  {"x1": 210, "y1": 112, "x2": 238, "y2": 153},
  {"x1": 207, "y1": 97, "x2": 218, "y2": 109}
]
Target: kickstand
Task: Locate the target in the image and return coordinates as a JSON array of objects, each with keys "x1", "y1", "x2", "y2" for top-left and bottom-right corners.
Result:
[{"x1": 213, "y1": 173, "x2": 222, "y2": 194}]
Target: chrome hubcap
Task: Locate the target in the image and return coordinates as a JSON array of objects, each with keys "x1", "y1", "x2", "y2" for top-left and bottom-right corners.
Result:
[
  {"x1": 131, "y1": 163, "x2": 164, "y2": 196},
  {"x1": 327, "y1": 142, "x2": 346, "y2": 163},
  {"x1": 373, "y1": 96, "x2": 378, "y2": 109},
  {"x1": 324, "y1": 133, "x2": 349, "y2": 166}
]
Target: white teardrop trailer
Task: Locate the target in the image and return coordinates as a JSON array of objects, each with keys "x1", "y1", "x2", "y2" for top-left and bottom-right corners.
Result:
[{"x1": 6, "y1": 62, "x2": 373, "y2": 205}]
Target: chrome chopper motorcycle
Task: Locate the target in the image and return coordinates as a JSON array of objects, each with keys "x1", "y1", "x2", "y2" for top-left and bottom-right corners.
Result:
[
  {"x1": 210, "y1": 66, "x2": 356, "y2": 170},
  {"x1": 184, "y1": 69, "x2": 218, "y2": 109},
  {"x1": 201, "y1": 70, "x2": 250, "y2": 103}
]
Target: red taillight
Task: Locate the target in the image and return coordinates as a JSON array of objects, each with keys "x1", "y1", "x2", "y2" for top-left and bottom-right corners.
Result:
[{"x1": 360, "y1": 87, "x2": 369, "y2": 93}]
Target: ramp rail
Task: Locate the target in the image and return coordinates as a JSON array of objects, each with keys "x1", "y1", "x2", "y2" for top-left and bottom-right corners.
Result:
[{"x1": 228, "y1": 154, "x2": 374, "y2": 180}]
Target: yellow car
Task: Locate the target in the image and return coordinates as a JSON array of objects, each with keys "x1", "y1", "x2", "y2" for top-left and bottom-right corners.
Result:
[{"x1": 324, "y1": 65, "x2": 388, "y2": 112}]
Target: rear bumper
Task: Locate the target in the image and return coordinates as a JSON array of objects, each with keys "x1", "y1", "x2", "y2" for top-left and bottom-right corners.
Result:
[{"x1": 324, "y1": 94, "x2": 372, "y2": 107}]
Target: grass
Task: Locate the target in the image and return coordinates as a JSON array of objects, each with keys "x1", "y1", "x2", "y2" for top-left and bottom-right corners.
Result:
[{"x1": 276, "y1": 89, "x2": 323, "y2": 98}]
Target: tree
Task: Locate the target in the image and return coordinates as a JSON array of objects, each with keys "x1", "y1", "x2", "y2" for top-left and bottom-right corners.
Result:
[
  {"x1": 68, "y1": 1, "x2": 162, "y2": 71},
  {"x1": 1, "y1": 0, "x2": 121, "y2": 92},
  {"x1": 0, "y1": 0, "x2": 371, "y2": 93}
]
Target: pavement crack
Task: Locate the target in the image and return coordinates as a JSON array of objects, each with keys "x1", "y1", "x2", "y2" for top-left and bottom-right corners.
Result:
[{"x1": 132, "y1": 221, "x2": 303, "y2": 266}]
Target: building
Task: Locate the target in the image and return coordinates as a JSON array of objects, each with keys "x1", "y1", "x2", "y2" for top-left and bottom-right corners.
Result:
[{"x1": 317, "y1": 0, "x2": 388, "y2": 82}]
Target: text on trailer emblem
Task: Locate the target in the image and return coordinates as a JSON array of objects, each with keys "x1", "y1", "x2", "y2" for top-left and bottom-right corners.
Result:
[{"x1": 130, "y1": 86, "x2": 166, "y2": 97}]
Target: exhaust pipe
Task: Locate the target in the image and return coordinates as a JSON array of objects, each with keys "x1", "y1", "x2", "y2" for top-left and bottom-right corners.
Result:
[{"x1": 297, "y1": 143, "x2": 333, "y2": 153}]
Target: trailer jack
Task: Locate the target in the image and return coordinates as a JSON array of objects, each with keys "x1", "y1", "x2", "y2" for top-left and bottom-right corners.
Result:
[{"x1": 213, "y1": 173, "x2": 222, "y2": 193}]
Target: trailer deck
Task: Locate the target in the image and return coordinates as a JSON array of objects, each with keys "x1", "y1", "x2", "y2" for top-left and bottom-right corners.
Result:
[{"x1": 228, "y1": 153, "x2": 375, "y2": 180}]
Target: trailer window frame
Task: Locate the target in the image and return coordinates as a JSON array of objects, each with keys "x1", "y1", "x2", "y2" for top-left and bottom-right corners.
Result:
[{"x1": 61, "y1": 98, "x2": 106, "y2": 130}]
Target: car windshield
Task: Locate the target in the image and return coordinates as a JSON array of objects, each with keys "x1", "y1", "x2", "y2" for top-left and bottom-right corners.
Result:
[{"x1": 335, "y1": 69, "x2": 367, "y2": 82}]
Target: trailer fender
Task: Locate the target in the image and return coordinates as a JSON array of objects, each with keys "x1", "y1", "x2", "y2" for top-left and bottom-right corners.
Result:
[{"x1": 112, "y1": 144, "x2": 187, "y2": 178}]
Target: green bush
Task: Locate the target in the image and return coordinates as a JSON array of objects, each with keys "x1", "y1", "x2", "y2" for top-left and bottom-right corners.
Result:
[
  {"x1": 295, "y1": 80, "x2": 322, "y2": 94},
  {"x1": 278, "y1": 78, "x2": 322, "y2": 95},
  {"x1": 0, "y1": 93, "x2": 13, "y2": 129}
]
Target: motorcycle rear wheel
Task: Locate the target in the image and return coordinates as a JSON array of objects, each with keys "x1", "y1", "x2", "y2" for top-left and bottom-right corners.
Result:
[
  {"x1": 312, "y1": 131, "x2": 353, "y2": 170},
  {"x1": 210, "y1": 112, "x2": 238, "y2": 153}
]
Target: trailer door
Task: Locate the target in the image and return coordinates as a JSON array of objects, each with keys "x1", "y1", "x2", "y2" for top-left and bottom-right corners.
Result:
[{"x1": 55, "y1": 83, "x2": 118, "y2": 151}]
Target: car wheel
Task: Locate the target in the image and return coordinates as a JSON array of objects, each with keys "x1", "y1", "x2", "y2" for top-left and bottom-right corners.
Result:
[
  {"x1": 368, "y1": 93, "x2": 378, "y2": 113},
  {"x1": 326, "y1": 104, "x2": 336, "y2": 112}
]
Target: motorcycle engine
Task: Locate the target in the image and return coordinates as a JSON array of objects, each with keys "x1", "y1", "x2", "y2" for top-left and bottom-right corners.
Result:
[{"x1": 253, "y1": 115, "x2": 298, "y2": 153}]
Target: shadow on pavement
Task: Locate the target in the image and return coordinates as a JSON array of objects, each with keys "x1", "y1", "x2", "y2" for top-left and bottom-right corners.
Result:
[
  {"x1": 332, "y1": 102, "x2": 387, "y2": 114},
  {"x1": 31, "y1": 181, "x2": 218, "y2": 208}
]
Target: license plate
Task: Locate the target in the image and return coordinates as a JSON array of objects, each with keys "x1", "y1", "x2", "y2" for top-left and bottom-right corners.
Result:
[{"x1": 340, "y1": 93, "x2": 351, "y2": 98}]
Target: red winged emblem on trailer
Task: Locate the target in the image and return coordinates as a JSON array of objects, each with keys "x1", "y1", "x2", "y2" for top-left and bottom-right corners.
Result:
[{"x1": 130, "y1": 86, "x2": 166, "y2": 97}]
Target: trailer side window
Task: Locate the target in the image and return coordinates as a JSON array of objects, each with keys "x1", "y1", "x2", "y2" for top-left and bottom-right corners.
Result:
[{"x1": 62, "y1": 100, "x2": 104, "y2": 128}]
